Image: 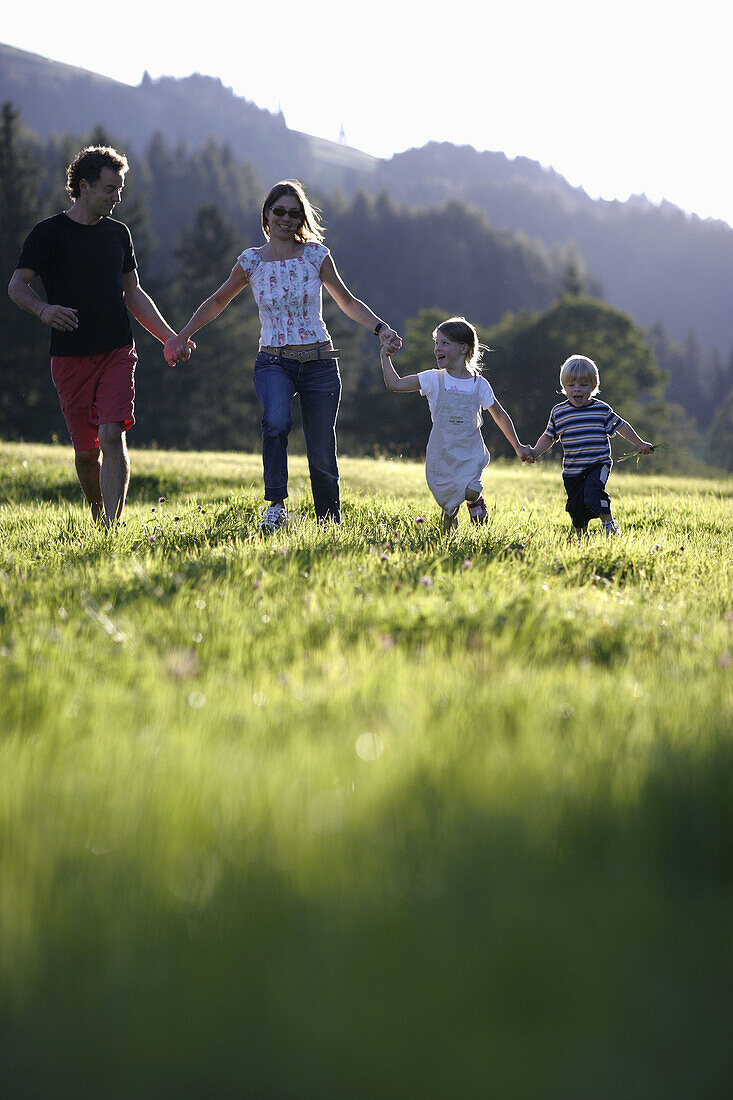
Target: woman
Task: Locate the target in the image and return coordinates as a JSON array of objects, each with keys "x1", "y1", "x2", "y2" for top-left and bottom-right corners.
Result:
[{"x1": 165, "y1": 180, "x2": 401, "y2": 529}]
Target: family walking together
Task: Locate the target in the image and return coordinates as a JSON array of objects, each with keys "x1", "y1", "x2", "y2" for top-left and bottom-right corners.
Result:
[{"x1": 8, "y1": 143, "x2": 654, "y2": 537}]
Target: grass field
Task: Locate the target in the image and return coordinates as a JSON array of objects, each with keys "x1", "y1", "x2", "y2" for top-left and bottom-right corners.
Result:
[{"x1": 1, "y1": 442, "x2": 732, "y2": 1099}]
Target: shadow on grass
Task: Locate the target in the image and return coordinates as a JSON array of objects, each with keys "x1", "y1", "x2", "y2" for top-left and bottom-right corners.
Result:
[
  {"x1": 0, "y1": 473, "x2": 253, "y2": 507},
  {"x1": 2, "y1": 741, "x2": 732, "y2": 1099}
]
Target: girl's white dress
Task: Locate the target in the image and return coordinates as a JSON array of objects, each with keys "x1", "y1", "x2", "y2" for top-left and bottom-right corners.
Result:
[{"x1": 419, "y1": 370, "x2": 494, "y2": 514}]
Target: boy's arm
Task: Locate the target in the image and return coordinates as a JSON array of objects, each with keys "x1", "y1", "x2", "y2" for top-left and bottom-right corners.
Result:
[
  {"x1": 487, "y1": 399, "x2": 532, "y2": 459},
  {"x1": 380, "y1": 349, "x2": 421, "y2": 393},
  {"x1": 531, "y1": 431, "x2": 555, "y2": 458},
  {"x1": 617, "y1": 420, "x2": 654, "y2": 454}
]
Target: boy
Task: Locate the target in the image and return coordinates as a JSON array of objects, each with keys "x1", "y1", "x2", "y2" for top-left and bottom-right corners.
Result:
[{"x1": 529, "y1": 355, "x2": 654, "y2": 536}]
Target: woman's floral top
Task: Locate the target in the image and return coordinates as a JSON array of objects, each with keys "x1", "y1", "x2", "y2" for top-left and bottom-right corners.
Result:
[{"x1": 238, "y1": 242, "x2": 332, "y2": 347}]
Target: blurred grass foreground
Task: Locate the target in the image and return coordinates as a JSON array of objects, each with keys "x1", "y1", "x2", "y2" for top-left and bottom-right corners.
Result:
[{"x1": 1, "y1": 443, "x2": 732, "y2": 1098}]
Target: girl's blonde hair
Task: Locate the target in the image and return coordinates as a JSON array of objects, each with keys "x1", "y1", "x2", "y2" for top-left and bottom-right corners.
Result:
[
  {"x1": 433, "y1": 316, "x2": 491, "y2": 373},
  {"x1": 261, "y1": 179, "x2": 325, "y2": 244},
  {"x1": 559, "y1": 354, "x2": 600, "y2": 395}
]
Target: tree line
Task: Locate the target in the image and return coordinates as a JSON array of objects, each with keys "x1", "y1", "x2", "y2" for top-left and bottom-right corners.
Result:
[{"x1": 1, "y1": 103, "x2": 731, "y2": 471}]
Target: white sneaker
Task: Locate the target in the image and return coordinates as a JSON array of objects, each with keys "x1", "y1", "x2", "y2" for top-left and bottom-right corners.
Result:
[
  {"x1": 602, "y1": 520, "x2": 620, "y2": 537},
  {"x1": 257, "y1": 503, "x2": 288, "y2": 532}
]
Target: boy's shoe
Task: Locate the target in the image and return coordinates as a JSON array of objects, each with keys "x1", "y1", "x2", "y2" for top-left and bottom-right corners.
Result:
[
  {"x1": 602, "y1": 520, "x2": 620, "y2": 537},
  {"x1": 257, "y1": 503, "x2": 288, "y2": 532},
  {"x1": 441, "y1": 506, "x2": 460, "y2": 531},
  {"x1": 574, "y1": 525, "x2": 589, "y2": 541},
  {"x1": 467, "y1": 495, "x2": 489, "y2": 524}
]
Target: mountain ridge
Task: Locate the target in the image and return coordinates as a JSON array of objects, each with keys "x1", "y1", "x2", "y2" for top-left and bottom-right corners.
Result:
[{"x1": 1, "y1": 42, "x2": 731, "y2": 353}]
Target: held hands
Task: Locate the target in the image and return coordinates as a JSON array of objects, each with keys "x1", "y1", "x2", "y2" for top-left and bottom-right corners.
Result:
[
  {"x1": 518, "y1": 444, "x2": 536, "y2": 463},
  {"x1": 163, "y1": 333, "x2": 197, "y2": 366},
  {"x1": 379, "y1": 328, "x2": 402, "y2": 355},
  {"x1": 40, "y1": 304, "x2": 78, "y2": 332}
]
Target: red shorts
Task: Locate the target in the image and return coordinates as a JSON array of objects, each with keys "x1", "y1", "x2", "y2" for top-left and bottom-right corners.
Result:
[{"x1": 50, "y1": 344, "x2": 137, "y2": 452}]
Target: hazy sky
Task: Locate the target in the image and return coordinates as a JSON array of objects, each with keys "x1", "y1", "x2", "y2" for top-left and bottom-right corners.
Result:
[{"x1": 4, "y1": 0, "x2": 731, "y2": 226}]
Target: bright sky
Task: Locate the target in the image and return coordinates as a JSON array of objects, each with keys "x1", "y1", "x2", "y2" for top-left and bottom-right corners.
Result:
[{"x1": 4, "y1": 0, "x2": 732, "y2": 226}]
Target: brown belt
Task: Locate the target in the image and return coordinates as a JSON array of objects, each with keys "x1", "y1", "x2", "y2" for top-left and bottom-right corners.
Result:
[{"x1": 260, "y1": 343, "x2": 339, "y2": 363}]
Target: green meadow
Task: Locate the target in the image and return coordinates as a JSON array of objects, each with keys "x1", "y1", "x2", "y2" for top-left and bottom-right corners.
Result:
[{"x1": 1, "y1": 442, "x2": 731, "y2": 1099}]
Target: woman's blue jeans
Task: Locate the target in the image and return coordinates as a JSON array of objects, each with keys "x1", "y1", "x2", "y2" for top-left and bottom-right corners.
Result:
[{"x1": 253, "y1": 351, "x2": 342, "y2": 521}]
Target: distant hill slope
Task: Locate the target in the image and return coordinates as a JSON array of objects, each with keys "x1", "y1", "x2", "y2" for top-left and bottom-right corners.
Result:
[
  {"x1": 374, "y1": 144, "x2": 733, "y2": 354},
  {"x1": 1, "y1": 42, "x2": 731, "y2": 352},
  {"x1": 0, "y1": 43, "x2": 378, "y2": 190}
]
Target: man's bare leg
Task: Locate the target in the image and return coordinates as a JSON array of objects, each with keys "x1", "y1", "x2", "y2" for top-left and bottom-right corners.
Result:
[
  {"x1": 75, "y1": 447, "x2": 105, "y2": 522},
  {"x1": 98, "y1": 422, "x2": 130, "y2": 527}
]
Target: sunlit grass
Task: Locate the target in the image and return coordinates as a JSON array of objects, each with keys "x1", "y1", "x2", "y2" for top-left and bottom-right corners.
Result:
[{"x1": 1, "y1": 443, "x2": 732, "y2": 1098}]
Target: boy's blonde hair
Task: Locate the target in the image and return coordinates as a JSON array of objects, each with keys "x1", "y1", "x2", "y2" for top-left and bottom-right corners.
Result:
[
  {"x1": 433, "y1": 316, "x2": 490, "y2": 373},
  {"x1": 559, "y1": 354, "x2": 600, "y2": 395}
]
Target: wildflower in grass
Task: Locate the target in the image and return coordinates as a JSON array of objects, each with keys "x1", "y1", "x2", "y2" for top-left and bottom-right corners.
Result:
[
  {"x1": 174, "y1": 515, "x2": 180, "y2": 522},
  {"x1": 356, "y1": 731, "x2": 384, "y2": 761},
  {"x1": 420, "y1": 575, "x2": 433, "y2": 587},
  {"x1": 462, "y1": 559, "x2": 472, "y2": 569},
  {"x1": 148, "y1": 536, "x2": 156, "y2": 544},
  {"x1": 380, "y1": 553, "x2": 389, "y2": 562},
  {"x1": 165, "y1": 649, "x2": 200, "y2": 680},
  {"x1": 158, "y1": 496, "x2": 166, "y2": 504},
  {"x1": 415, "y1": 515, "x2": 425, "y2": 524}
]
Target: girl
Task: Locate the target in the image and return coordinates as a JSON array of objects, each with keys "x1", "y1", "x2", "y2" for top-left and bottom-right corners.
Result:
[
  {"x1": 380, "y1": 317, "x2": 531, "y2": 528},
  {"x1": 165, "y1": 180, "x2": 400, "y2": 529}
]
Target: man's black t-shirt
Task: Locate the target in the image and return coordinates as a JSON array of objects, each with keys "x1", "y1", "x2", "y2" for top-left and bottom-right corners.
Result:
[{"x1": 16, "y1": 212, "x2": 137, "y2": 357}]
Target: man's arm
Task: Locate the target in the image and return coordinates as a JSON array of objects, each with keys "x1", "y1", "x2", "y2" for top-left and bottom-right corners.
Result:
[
  {"x1": 123, "y1": 270, "x2": 193, "y2": 357},
  {"x1": 8, "y1": 268, "x2": 78, "y2": 332}
]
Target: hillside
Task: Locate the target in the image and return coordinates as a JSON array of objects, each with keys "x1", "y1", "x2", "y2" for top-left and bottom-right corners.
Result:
[
  {"x1": 375, "y1": 143, "x2": 733, "y2": 353},
  {"x1": 0, "y1": 43, "x2": 378, "y2": 191},
  {"x1": 1, "y1": 42, "x2": 732, "y2": 354}
]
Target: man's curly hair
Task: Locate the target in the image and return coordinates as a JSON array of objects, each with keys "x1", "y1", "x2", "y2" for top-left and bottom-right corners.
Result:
[{"x1": 66, "y1": 146, "x2": 129, "y2": 199}]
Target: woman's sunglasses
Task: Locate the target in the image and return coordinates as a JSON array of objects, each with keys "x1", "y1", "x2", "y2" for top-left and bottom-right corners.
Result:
[{"x1": 270, "y1": 206, "x2": 303, "y2": 221}]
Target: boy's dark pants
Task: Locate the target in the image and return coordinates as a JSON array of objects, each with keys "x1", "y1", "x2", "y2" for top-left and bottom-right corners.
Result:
[{"x1": 563, "y1": 461, "x2": 612, "y2": 527}]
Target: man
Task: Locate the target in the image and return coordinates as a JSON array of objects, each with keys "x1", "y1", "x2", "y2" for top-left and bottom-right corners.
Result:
[{"x1": 8, "y1": 145, "x2": 194, "y2": 526}]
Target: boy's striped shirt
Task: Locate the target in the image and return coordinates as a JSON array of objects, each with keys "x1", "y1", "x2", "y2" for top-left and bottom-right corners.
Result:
[{"x1": 545, "y1": 399, "x2": 623, "y2": 474}]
